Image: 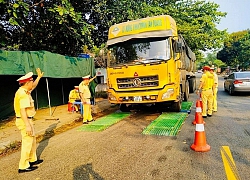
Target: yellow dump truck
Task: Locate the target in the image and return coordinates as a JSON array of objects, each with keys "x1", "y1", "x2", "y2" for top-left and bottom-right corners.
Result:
[{"x1": 106, "y1": 15, "x2": 196, "y2": 112}]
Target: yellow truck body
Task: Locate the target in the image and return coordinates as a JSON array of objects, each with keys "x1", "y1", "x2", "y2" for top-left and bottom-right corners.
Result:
[{"x1": 106, "y1": 15, "x2": 196, "y2": 112}]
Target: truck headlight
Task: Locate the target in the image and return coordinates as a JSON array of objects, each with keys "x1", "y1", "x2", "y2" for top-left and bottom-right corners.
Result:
[
  {"x1": 162, "y1": 89, "x2": 174, "y2": 99},
  {"x1": 108, "y1": 93, "x2": 117, "y2": 101}
]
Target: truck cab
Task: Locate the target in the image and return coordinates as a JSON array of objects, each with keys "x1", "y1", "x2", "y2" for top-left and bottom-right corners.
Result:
[{"x1": 106, "y1": 15, "x2": 196, "y2": 112}]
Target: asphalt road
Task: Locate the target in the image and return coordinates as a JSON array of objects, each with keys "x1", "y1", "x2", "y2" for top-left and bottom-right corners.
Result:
[{"x1": 0, "y1": 73, "x2": 250, "y2": 180}]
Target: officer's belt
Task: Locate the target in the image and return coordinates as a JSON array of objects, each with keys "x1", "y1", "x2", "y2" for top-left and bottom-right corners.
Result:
[
  {"x1": 16, "y1": 117, "x2": 33, "y2": 119},
  {"x1": 202, "y1": 88, "x2": 212, "y2": 91}
]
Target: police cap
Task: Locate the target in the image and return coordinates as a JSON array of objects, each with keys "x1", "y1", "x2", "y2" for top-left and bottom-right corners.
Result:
[
  {"x1": 17, "y1": 72, "x2": 33, "y2": 83},
  {"x1": 82, "y1": 75, "x2": 90, "y2": 80},
  {"x1": 203, "y1": 66, "x2": 210, "y2": 71}
]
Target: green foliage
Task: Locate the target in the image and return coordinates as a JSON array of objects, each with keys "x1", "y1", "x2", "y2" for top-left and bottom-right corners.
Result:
[
  {"x1": 105, "y1": 0, "x2": 228, "y2": 52},
  {"x1": 0, "y1": 0, "x2": 228, "y2": 57},
  {"x1": 0, "y1": 0, "x2": 93, "y2": 56},
  {"x1": 196, "y1": 52, "x2": 226, "y2": 70},
  {"x1": 213, "y1": 59, "x2": 226, "y2": 68},
  {"x1": 172, "y1": 0, "x2": 228, "y2": 52},
  {"x1": 217, "y1": 30, "x2": 250, "y2": 69}
]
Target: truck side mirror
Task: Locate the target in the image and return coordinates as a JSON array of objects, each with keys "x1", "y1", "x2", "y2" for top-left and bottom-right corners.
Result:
[{"x1": 175, "y1": 42, "x2": 182, "y2": 53}]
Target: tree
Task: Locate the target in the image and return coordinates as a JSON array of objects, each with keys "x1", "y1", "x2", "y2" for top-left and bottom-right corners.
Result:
[
  {"x1": 213, "y1": 59, "x2": 227, "y2": 68},
  {"x1": 217, "y1": 30, "x2": 250, "y2": 69},
  {"x1": 196, "y1": 52, "x2": 226, "y2": 70},
  {"x1": 0, "y1": 0, "x2": 93, "y2": 56},
  {"x1": 0, "y1": 0, "x2": 228, "y2": 57},
  {"x1": 237, "y1": 31, "x2": 250, "y2": 69},
  {"x1": 116, "y1": 0, "x2": 228, "y2": 52}
]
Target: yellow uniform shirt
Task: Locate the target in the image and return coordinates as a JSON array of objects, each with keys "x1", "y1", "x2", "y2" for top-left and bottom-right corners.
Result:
[
  {"x1": 68, "y1": 89, "x2": 80, "y2": 103},
  {"x1": 213, "y1": 72, "x2": 218, "y2": 88},
  {"x1": 14, "y1": 87, "x2": 36, "y2": 117},
  {"x1": 200, "y1": 72, "x2": 214, "y2": 90},
  {"x1": 79, "y1": 82, "x2": 91, "y2": 99}
]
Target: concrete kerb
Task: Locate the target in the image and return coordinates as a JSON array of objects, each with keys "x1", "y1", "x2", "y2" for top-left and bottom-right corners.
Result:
[{"x1": 0, "y1": 98, "x2": 118, "y2": 156}]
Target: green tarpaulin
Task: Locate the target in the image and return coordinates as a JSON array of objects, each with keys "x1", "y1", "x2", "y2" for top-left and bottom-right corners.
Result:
[
  {"x1": 0, "y1": 50, "x2": 96, "y2": 120},
  {"x1": 0, "y1": 50, "x2": 95, "y2": 77}
]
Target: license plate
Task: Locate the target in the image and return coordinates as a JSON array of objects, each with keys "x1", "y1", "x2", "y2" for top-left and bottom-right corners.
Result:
[{"x1": 134, "y1": 96, "x2": 142, "y2": 102}]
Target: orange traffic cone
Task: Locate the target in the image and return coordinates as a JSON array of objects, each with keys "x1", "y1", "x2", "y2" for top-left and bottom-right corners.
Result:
[
  {"x1": 191, "y1": 113, "x2": 210, "y2": 152},
  {"x1": 192, "y1": 99, "x2": 205, "y2": 125}
]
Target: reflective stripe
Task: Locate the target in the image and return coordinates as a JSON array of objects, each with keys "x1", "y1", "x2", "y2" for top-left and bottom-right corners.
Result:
[
  {"x1": 196, "y1": 107, "x2": 202, "y2": 112},
  {"x1": 196, "y1": 124, "x2": 204, "y2": 132}
]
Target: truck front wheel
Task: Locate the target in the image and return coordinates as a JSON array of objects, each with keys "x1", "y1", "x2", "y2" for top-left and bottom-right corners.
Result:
[
  {"x1": 172, "y1": 101, "x2": 181, "y2": 112},
  {"x1": 119, "y1": 104, "x2": 131, "y2": 112}
]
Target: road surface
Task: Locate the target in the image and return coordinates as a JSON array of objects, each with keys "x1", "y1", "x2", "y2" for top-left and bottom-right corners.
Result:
[{"x1": 0, "y1": 73, "x2": 249, "y2": 180}]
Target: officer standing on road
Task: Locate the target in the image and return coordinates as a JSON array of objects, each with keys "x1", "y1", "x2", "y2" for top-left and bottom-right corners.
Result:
[
  {"x1": 79, "y1": 75, "x2": 97, "y2": 124},
  {"x1": 210, "y1": 67, "x2": 218, "y2": 112},
  {"x1": 14, "y1": 68, "x2": 44, "y2": 173},
  {"x1": 196, "y1": 66, "x2": 214, "y2": 118}
]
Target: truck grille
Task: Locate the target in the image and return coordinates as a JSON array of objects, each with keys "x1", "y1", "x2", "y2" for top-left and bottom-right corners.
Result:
[{"x1": 117, "y1": 75, "x2": 159, "y2": 89}]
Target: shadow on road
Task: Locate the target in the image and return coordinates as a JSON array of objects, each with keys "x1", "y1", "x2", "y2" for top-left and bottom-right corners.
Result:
[
  {"x1": 73, "y1": 163, "x2": 104, "y2": 180},
  {"x1": 37, "y1": 122, "x2": 59, "y2": 159}
]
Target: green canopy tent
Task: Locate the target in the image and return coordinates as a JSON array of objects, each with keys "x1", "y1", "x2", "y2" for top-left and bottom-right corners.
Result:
[{"x1": 0, "y1": 50, "x2": 96, "y2": 120}]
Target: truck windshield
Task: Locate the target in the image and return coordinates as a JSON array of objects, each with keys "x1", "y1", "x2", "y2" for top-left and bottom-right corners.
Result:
[{"x1": 108, "y1": 37, "x2": 171, "y2": 67}]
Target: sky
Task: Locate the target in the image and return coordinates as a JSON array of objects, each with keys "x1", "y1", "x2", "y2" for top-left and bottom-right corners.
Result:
[{"x1": 209, "y1": 0, "x2": 250, "y2": 33}]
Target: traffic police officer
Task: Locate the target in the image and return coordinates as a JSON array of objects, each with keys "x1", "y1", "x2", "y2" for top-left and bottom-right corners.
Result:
[
  {"x1": 210, "y1": 67, "x2": 218, "y2": 112},
  {"x1": 196, "y1": 66, "x2": 214, "y2": 118},
  {"x1": 14, "y1": 68, "x2": 44, "y2": 173},
  {"x1": 79, "y1": 75, "x2": 97, "y2": 124}
]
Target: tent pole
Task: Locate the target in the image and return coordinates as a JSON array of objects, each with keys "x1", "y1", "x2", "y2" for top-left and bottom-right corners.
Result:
[
  {"x1": 46, "y1": 78, "x2": 52, "y2": 116},
  {"x1": 61, "y1": 79, "x2": 65, "y2": 104}
]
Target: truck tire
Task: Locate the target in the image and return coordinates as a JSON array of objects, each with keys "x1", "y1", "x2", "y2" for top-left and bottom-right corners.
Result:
[
  {"x1": 172, "y1": 101, "x2": 181, "y2": 112},
  {"x1": 119, "y1": 104, "x2": 131, "y2": 112},
  {"x1": 189, "y1": 78, "x2": 196, "y2": 93},
  {"x1": 183, "y1": 81, "x2": 189, "y2": 101}
]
